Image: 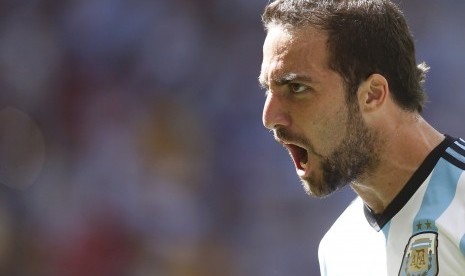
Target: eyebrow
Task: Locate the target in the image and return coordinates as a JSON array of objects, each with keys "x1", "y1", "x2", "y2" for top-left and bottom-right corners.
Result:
[{"x1": 258, "y1": 73, "x2": 315, "y2": 89}]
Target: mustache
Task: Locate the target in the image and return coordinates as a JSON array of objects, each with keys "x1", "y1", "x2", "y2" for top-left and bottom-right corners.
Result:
[{"x1": 274, "y1": 128, "x2": 300, "y2": 143}]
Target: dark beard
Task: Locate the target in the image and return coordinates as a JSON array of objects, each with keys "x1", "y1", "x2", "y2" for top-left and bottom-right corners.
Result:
[{"x1": 307, "y1": 107, "x2": 379, "y2": 197}]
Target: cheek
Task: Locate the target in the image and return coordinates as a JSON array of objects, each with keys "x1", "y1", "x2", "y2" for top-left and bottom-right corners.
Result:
[{"x1": 307, "y1": 105, "x2": 349, "y2": 155}]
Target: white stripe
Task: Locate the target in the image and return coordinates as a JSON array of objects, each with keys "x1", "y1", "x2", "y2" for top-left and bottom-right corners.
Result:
[
  {"x1": 435, "y1": 171, "x2": 465, "y2": 271},
  {"x1": 455, "y1": 141, "x2": 465, "y2": 151},
  {"x1": 411, "y1": 242, "x2": 431, "y2": 248},
  {"x1": 385, "y1": 173, "x2": 433, "y2": 275}
]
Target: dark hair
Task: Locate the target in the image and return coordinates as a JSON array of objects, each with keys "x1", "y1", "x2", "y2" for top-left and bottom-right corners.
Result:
[{"x1": 262, "y1": 0, "x2": 428, "y2": 112}]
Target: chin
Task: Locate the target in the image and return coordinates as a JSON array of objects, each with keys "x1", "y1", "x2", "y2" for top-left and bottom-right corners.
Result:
[
  {"x1": 301, "y1": 176, "x2": 348, "y2": 198},
  {"x1": 301, "y1": 179, "x2": 331, "y2": 198}
]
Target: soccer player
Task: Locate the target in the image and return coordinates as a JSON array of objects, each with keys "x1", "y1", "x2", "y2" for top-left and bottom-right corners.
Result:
[{"x1": 258, "y1": 0, "x2": 465, "y2": 275}]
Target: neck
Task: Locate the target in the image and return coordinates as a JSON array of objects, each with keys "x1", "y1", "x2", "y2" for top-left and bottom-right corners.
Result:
[{"x1": 351, "y1": 114, "x2": 444, "y2": 214}]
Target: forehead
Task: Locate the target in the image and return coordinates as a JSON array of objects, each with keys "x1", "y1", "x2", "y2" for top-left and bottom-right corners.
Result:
[{"x1": 260, "y1": 24, "x2": 330, "y2": 85}]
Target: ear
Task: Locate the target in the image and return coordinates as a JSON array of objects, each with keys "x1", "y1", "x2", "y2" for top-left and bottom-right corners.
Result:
[{"x1": 357, "y1": 73, "x2": 389, "y2": 113}]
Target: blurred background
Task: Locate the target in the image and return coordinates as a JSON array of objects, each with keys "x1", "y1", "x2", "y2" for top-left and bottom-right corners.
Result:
[{"x1": 0, "y1": 0, "x2": 463, "y2": 275}]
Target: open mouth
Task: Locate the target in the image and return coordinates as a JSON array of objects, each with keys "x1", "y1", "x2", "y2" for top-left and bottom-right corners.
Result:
[{"x1": 284, "y1": 143, "x2": 309, "y2": 173}]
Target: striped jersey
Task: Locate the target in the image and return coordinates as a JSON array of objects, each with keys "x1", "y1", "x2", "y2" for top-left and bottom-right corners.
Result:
[{"x1": 319, "y1": 135, "x2": 465, "y2": 276}]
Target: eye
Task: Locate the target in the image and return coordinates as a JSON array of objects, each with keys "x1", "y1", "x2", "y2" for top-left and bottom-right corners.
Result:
[{"x1": 289, "y1": 83, "x2": 307, "y2": 93}]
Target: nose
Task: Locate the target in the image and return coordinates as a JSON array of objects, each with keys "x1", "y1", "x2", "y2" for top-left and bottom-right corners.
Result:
[{"x1": 262, "y1": 93, "x2": 290, "y2": 130}]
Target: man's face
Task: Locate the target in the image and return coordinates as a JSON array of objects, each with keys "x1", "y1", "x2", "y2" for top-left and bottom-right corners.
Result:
[{"x1": 259, "y1": 25, "x2": 378, "y2": 197}]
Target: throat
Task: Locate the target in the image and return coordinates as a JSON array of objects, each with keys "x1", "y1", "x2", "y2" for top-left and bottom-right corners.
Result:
[
  {"x1": 350, "y1": 165, "x2": 415, "y2": 215},
  {"x1": 351, "y1": 182, "x2": 388, "y2": 214}
]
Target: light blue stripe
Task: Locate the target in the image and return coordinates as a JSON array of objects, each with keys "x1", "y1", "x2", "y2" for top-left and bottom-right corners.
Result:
[
  {"x1": 412, "y1": 242, "x2": 431, "y2": 248},
  {"x1": 446, "y1": 147, "x2": 465, "y2": 163},
  {"x1": 412, "y1": 158, "x2": 462, "y2": 233},
  {"x1": 381, "y1": 221, "x2": 391, "y2": 242},
  {"x1": 460, "y1": 234, "x2": 465, "y2": 257},
  {"x1": 456, "y1": 141, "x2": 465, "y2": 151}
]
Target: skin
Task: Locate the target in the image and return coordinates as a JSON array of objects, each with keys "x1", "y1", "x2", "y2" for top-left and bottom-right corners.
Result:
[{"x1": 259, "y1": 24, "x2": 444, "y2": 214}]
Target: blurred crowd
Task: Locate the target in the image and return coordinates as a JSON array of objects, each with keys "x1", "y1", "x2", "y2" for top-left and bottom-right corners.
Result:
[{"x1": 0, "y1": 0, "x2": 463, "y2": 275}]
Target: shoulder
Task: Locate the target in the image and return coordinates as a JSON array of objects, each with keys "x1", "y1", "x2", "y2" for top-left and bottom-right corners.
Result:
[
  {"x1": 319, "y1": 197, "x2": 372, "y2": 250},
  {"x1": 442, "y1": 137, "x2": 465, "y2": 169},
  {"x1": 319, "y1": 197, "x2": 387, "y2": 276}
]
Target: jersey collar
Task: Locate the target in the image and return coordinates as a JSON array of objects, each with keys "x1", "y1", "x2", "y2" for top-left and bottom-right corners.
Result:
[{"x1": 363, "y1": 135, "x2": 455, "y2": 231}]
